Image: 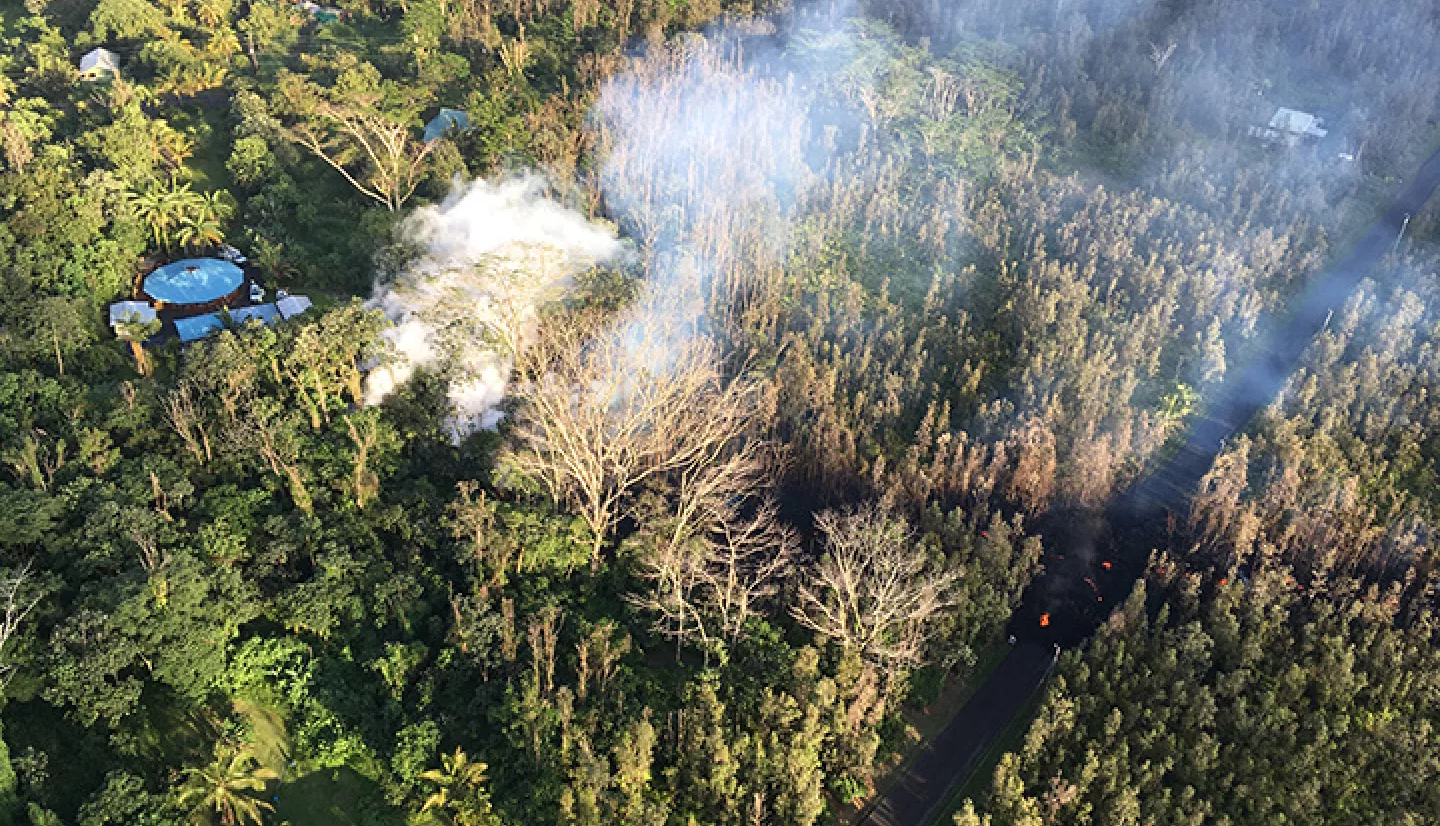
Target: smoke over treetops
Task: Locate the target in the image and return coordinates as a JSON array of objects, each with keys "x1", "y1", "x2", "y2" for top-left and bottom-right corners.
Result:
[
  {"x1": 364, "y1": 176, "x2": 625, "y2": 433},
  {"x1": 365, "y1": 13, "x2": 857, "y2": 432}
]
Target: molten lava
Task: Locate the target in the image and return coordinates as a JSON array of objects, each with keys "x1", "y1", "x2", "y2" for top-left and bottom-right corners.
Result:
[
  {"x1": 1039, "y1": 613, "x2": 1051, "y2": 627},
  {"x1": 1101, "y1": 560, "x2": 1113, "y2": 570}
]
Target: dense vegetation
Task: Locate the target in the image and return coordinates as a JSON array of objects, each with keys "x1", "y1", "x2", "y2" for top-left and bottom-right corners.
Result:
[{"x1": 3, "y1": 0, "x2": 1440, "y2": 824}]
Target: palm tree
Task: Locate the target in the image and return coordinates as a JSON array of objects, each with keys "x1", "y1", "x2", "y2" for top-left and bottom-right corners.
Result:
[
  {"x1": 127, "y1": 179, "x2": 197, "y2": 252},
  {"x1": 128, "y1": 180, "x2": 227, "y2": 253},
  {"x1": 197, "y1": 189, "x2": 236, "y2": 224},
  {"x1": 176, "y1": 745, "x2": 280, "y2": 826},
  {"x1": 114, "y1": 311, "x2": 162, "y2": 376},
  {"x1": 420, "y1": 747, "x2": 495, "y2": 826},
  {"x1": 127, "y1": 186, "x2": 175, "y2": 251},
  {"x1": 178, "y1": 214, "x2": 225, "y2": 253}
]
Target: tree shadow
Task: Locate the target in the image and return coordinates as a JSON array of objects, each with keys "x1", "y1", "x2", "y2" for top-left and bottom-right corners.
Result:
[{"x1": 275, "y1": 766, "x2": 404, "y2": 826}]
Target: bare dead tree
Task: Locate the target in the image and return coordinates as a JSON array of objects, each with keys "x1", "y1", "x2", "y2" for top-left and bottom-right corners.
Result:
[
  {"x1": 1149, "y1": 41, "x2": 1178, "y2": 73},
  {"x1": 510, "y1": 307, "x2": 765, "y2": 564},
  {"x1": 792, "y1": 503, "x2": 959, "y2": 674},
  {"x1": 701, "y1": 497, "x2": 796, "y2": 644},
  {"x1": 630, "y1": 447, "x2": 795, "y2": 657},
  {"x1": 0, "y1": 562, "x2": 40, "y2": 690},
  {"x1": 164, "y1": 382, "x2": 213, "y2": 464}
]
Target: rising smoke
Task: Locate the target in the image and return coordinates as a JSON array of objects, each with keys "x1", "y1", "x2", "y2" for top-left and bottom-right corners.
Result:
[
  {"x1": 364, "y1": 176, "x2": 625, "y2": 434},
  {"x1": 589, "y1": 19, "x2": 817, "y2": 345}
]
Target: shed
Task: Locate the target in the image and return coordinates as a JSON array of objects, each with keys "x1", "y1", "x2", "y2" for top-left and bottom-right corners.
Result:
[
  {"x1": 175, "y1": 313, "x2": 225, "y2": 343},
  {"x1": 79, "y1": 48, "x2": 120, "y2": 79},
  {"x1": 276, "y1": 295, "x2": 314, "y2": 319},
  {"x1": 229, "y1": 304, "x2": 280, "y2": 326},
  {"x1": 1268, "y1": 108, "x2": 1328, "y2": 140},
  {"x1": 1249, "y1": 107, "x2": 1330, "y2": 147},
  {"x1": 295, "y1": 1, "x2": 342, "y2": 21},
  {"x1": 109, "y1": 301, "x2": 156, "y2": 328},
  {"x1": 424, "y1": 108, "x2": 471, "y2": 143}
]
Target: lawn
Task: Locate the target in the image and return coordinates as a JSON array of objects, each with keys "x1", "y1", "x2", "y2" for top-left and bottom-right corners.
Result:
[{"x1": 274, "y1": 765, "x2": 406, "y2": 826}]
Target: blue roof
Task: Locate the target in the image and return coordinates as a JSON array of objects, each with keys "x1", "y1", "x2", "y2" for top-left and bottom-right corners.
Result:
[
  {"x1": 229, "y1": 304, "x2": 279, "y2": 326},
  {"x1": 174, "y1": 313, "x2": 224, "y2": 342},
  {"x1": 145, "y1": 258, "x2": 244, "y2": 305},
  {"x1": 424, "y1": 108, "x2": 471, "y2": 142}
]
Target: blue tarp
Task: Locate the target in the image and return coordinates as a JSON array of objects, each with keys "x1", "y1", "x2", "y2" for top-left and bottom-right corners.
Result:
[
  {"x1": 145, "y1": 258, "x2": 244, "y2": 305},
  {"x1": 174, "y1": 313, "x2": 224, "y2": 342},
  {"x1": 424, "y1": 108, "x2": 471, "y2": 142}
]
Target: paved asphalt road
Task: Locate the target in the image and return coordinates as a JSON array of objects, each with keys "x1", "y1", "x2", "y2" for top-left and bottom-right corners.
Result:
[
  {"x1": 860, "y1": 643, "x2": 1055, "y2": 826},
  {"x1": 860, "y1": 143, "x2": 1440, "y2": 826},
  {"x1": 1135, "y1": 142, "x2": 1440, "y2": 514}
]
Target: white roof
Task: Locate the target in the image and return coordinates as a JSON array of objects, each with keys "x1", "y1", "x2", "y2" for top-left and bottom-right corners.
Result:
[
  {"x1": 79, "y1": 48, "x2": 120, "y2": 75},
  {"x1": 1269, "y1": 107, "x2": 1327, "y2": 138},
  {"x1": 109, "y1": 301, "x2": 156, "y2": 327},
  {"x1": 275, "y1": 295, "x2": 313, "y2": 319}
]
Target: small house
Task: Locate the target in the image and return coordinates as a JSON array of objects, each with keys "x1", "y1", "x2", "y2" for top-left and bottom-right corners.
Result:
[
  {"x1": 174, "y1": 295, "x2": 313, "y2": 344},
  {"x1": 79, "y1": 47, "x2": 120, "y2": 80},
  {"x1": 109, "y1": 301, "x2": 156, "y2": 329},
  {"x1": 424, "y1": 108, "x2": 471, "y2": 143},
  {"x1": 295, "y1": 1, "x2": 343, "y2": 22},
  {"x1": 1249, "y1": 107, "x2": 1329, "y2": 148},
  {"x1": 276, "y1": 295, "x2": 314, "y2": 319}
]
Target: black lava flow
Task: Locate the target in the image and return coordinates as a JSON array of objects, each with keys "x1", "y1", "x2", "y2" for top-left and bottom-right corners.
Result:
[{"x1": 1010, "y1": 144, "x2": 1440, "y2": 648}]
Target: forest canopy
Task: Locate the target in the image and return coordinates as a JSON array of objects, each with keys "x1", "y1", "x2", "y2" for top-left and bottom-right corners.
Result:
[{"x1": 2, "y1": 0, "x2": 1440, "y2": 824}]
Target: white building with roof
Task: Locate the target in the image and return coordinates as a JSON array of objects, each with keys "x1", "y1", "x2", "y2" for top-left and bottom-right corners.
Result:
[
  {"x1": 109, "y1": 301, "x2": 156, "y2": 328},
  {"x1": 1249, "y1": 107, "x2": 1330, "y2": 147},
  {"x1": 275, "y1": 295, "x2": 314, "y2": 319},
  {"x1": 79, "y1": 48, "x2": 120, "y2": 79}
]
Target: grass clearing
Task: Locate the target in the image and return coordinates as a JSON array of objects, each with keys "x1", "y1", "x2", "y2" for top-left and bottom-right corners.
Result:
[{"x1": 275, "y1": 765, "x2": 405, "y2": 826}]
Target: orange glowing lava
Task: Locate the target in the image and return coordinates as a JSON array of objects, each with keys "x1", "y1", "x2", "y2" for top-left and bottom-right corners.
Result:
[
  {"x1": 1039, "y1": 613, "x2": 1051, "y2": 627},
  {"x1": 1101, "y1": 560, "x2": 1113, "y2": 570}
]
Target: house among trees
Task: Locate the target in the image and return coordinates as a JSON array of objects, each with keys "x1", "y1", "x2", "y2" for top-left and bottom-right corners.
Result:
[
  {"x1": 294, "y1": 1, "x2": 343, "y2": 22},
  {"x1": 424, "y1": 108, "x2": 472, "y2": 143},
  {"x1": 77, "y1": 47, "x2": 120, "y2": 80},
  {"x1": 1249, "y1": 107, "x2": 1330, "y2": 147},
  {"x1": 174, "y1": 294, "x2": 313, "y2": 343},
  {"x1": 108, "y1": 300, "x2": 156, "y2": 329}
]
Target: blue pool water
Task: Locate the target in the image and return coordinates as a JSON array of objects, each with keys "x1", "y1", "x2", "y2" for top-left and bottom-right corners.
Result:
[{"x1": 144, "y1": 258, "x2": 244, "y2": 305}]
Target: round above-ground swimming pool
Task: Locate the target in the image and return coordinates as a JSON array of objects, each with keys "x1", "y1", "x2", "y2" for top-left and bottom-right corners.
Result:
[{"x1": 144, "y1": 258, "x2": 244, "y2": 306}]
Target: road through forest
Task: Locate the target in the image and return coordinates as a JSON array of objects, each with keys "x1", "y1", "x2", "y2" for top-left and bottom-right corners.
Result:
[{"x1": 860, "y1": 142, "x2": 1440, "y2": 826}]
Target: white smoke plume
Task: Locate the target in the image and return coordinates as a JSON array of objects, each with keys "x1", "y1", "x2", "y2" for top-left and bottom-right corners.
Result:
[
  {"x1": 365, "y1": 176, "x2": 624, "y2": 433},
  {"x1": 587, "y1": 16, "x2": 841, "y2": 355}
]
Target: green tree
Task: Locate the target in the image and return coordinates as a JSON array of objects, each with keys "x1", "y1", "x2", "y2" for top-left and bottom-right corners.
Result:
[
  {"x1": 25, "y1": 295, "x2": 95, "y2": 375},
  {"x1": 126, "y1": 178, "x2": 204, "y2": 252},
  {"x1": 113, "y1": 310, "x2": 161, "y2": 376},
  {"x1": 420, "y1": 747, "x2": 497, "y2": 826},
  {"x1": 175, "y1": 746, "x2": 279, "y2": 826},
  {"x1": 275, "y1": 61, "x2": 435, "y2": 211}
]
